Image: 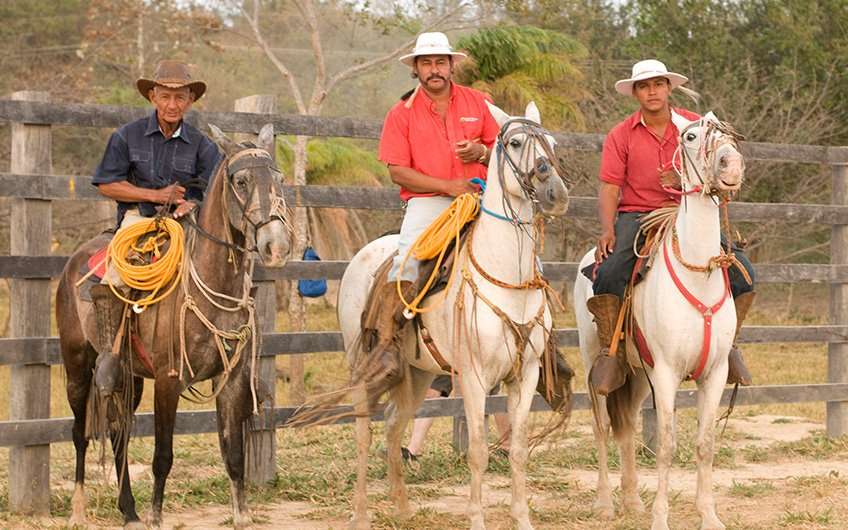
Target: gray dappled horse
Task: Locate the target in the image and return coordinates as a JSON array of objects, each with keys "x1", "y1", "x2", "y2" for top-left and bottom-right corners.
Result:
[{"x1": 56, "y1": 124, "x2": 290, "y2": 529}]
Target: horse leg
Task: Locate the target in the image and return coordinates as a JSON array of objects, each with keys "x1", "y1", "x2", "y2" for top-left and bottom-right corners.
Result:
[
  {"x1": 695, "y1": 367, "x2": 728, "y2": 530},
  {"x1": 385, "y1": 367, "x2": 431, "y2": 520},
  {"x1": 112, "y1": 376, "x2": 145, "y2": 528},
  {"x1": 350, "y1": 381, "x2": 372, "y2": 530},
  {"x1": 148, "y1": 376, "x2": 180, "y2": 529},
  {"x1": 458, "y1": 374, "x2": 488, "y2": 530},
  {"x1": 505, "y1": 356, "x2": 539, "y2": 530},
  {"x1": 66, "y1": 356, "x2": 93, "y2": 527},
  {"x1": 619, "y1": 374, "x2": 649, "y2": 513},
  {"x1": 214, "y1": 373, "x2": 254, "y2": 529},
  {"x1": 589, "y1": 393, "x2": 615, "y2": 518},
  {"x1": 650, "y1": 367, "x2": 678, "y2": 530}
]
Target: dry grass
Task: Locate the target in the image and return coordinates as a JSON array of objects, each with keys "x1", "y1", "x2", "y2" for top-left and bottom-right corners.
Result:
[{"x1": 0, "y1": 280, "x2": 845, "y2": 527}]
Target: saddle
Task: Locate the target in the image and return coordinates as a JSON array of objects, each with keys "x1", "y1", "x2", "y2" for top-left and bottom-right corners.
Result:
[{"x1": 360, "y1": 227, "x2": 472, "y2": 374}]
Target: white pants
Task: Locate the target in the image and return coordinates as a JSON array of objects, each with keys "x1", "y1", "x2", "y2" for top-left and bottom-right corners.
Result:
[
  {"x1": 389, "y1": 196, "x2": 454, "y2": 282},
  {"x1": 101, "y1": 209, "x2": 157, "y2": 288}
]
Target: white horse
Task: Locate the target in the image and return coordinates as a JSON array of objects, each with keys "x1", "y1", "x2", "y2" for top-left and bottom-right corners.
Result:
[
  {"x1": 574, "y1": 112, "x2": 745, "y2": 530},
  {"x1": 338, "y1": 102, "x2": 569, "y2": 530}
]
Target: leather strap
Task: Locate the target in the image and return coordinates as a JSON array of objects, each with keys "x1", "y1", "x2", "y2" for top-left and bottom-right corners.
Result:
[
  {"x1": 419, "y1": 324, "x2": 455, "y2": 373},
  {"x1": 662, "y1": 236, "x2": 731, "y2": 380}
]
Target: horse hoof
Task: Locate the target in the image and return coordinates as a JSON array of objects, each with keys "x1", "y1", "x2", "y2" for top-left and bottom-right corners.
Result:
[
  {"x1": 470, "y1": 516, "x2": 487, "y2": 530},
  {"x1": 700, "y1": 517, "x2": 726, "y2": 530},
  {"x1": 348, "y1": 517, "x2": 371, "y2": 530},
  {"x1": 68, "y1": 515, "x2": 87, "y2": 528},
  {"x1": 624, "y1": 495, "x2": 646, "y2": 513},
  {"x1": 515, "y1": 518, "x2": 534, "y2": 530},
  {"x1": 234, "y1": 513, "x2": 254, "y2": 529},
  {"x1": 650, "y1": 521, "x2": 670, "y2": 530},
  {"x1": 593, "y1": 501, "x2": 615, "y2": 520},
  {"x1": 124, "y1": 521, "x2": 147, "y2": 530}
]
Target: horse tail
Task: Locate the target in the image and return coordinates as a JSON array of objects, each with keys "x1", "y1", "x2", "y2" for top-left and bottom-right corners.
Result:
[
  {"x1": 606, "y1": 371, "x2": 637, "y2": 437},
  {"x1": 285, "y1": 333, "x2": 401, "y2": 429}
]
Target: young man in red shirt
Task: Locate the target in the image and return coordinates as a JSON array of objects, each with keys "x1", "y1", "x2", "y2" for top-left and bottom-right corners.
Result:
[
  {"x1": 369, "y1": 32, "x2": 499, "y2": 389},
  {"x1": 586, "y1": 60, "x2": 755, "y2": 395}
]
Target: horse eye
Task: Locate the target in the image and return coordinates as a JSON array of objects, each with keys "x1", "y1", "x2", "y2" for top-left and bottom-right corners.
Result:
[
  {"x1": 236, "y1": 178, "x2": 247, "y2": 189},
  {"x1": 685, "y1": 132, "x2": 697, "y2": 142},
  {"x1": 509, "y1": 138, "x2": 522, "y2": 148}
]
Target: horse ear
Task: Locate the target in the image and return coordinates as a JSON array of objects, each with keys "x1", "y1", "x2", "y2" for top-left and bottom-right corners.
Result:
[
  {"x1": 485, "y1": 100, "x2": 510, "y2": 128},
  {"x1": 670, "y1": 111, "x2": 693, "y2": 134},
  {"x1": 703, "y1": 111, "x2": 718, "y2": 123},
  {"x1": 525, "y1": 101, "x2": 541, "y2": 124},
  {"x1": 208, "y1": 124, "x2": 239, "y2": 156},
  {"x1": 257, "y1": 124, "x2": 275, "y2": 155}
]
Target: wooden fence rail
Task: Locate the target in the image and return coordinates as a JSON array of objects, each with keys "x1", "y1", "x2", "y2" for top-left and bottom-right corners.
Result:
[{"x1": 1, "y1": 96, "x2": 847, "y2": 515}]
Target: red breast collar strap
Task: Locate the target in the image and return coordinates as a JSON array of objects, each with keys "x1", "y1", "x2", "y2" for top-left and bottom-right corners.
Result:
[{"x1": 662, "y1": 237, "x2": 731, "y2": 381}]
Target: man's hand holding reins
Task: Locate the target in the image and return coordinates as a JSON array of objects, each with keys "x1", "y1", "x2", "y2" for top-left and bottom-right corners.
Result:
[
  {"x1": 151, "y1": 183, "x2": 186, "y2": 204},
  {"x1": 173, "y1": 200, "x2": 197, "y2": 219}
]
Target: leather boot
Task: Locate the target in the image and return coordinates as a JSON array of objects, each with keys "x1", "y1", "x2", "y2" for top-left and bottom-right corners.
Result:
[
  {"x1": 362, "y1": 280, "x2": 416, "y2": 405},
  {"x1": 587, "y1": 294, "x2": 626, "y2": 396},
  {"x1": 537, "y1": 332, "x2": 574, "y2": 412},
  {"x1": 90, "y1": 284, "x2": 125, "y2": 397},
  {"x1": 727, "y1": 291, "x2": 755, "y2": 386}
]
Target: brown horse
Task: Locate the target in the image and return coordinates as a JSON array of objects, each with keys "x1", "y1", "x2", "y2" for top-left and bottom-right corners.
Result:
[{"x1": 56, "y1": 124, "x2": 291, "y2": 529}]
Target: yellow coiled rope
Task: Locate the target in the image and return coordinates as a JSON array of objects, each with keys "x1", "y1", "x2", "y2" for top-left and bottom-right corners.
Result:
[
  {"x1": 106, "y1": 217, "x2": 184, "y2": 310},
  {"x1": 397, "y1": 192, "x2": 480, "y2": 315}
]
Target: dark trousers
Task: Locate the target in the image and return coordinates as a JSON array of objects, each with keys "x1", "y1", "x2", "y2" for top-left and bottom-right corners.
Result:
[{"x1": 585, "y1": 212, "x2": 755, "y2": 299}]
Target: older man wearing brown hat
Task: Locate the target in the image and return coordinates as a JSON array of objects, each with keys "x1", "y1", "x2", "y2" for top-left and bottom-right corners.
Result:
[{"x1": 89, "y1": 60, "x2": 221, "y2": 395}]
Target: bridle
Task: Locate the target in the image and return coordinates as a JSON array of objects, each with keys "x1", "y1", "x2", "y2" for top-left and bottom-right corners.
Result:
[
  {"x1": 491, "y1": 118, "x2": 569, "y2": 226},
  {"x1": 185, "y1": 146, "x2": 290, "y2": 256},
  {"x1": 666, "y1": 118, "x2": 745, "y2": 200}
]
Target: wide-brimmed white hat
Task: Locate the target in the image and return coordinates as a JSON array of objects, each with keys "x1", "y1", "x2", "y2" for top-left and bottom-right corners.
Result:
[
  {"x1": 399, "y1": 32, "x2": 467, "y2": 67},
  {"x1": 614, "y1": 59, "x2": 688, "y2": 96}
]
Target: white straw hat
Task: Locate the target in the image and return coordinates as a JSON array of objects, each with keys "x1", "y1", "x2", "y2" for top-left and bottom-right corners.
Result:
[
  {"x1": 614, "y1": 59, "x2": 688, "y2": 95},
  {"x1": 399, "y1": 32, "x2": 467, "y2": 67}
]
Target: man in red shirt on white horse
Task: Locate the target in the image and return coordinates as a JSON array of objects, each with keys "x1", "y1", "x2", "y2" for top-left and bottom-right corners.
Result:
[
  {"x1": 586, "y1": 59, "x2": 756, "y2": 395},
  {"x1": 369, "y1": 32, "x2": 499, "y2": 389}
]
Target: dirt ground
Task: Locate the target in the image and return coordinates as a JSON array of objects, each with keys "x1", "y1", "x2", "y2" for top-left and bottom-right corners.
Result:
[{"x1": 9, "y1": 413, "x2": 847, "y2": 530}]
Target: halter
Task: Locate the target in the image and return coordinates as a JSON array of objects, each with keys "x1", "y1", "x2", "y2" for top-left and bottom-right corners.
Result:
[
  {"x1": 184, "y1": 146, "x2": 290, "y2": 261},
  {"x1": 491, "y1": 117, "x2": 568, "y2": 226},
  {"x1": 665, "y1": 118, "x2": 745, "y2": 200}
]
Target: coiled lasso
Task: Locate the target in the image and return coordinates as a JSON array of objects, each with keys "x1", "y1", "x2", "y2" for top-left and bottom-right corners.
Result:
[
  {"x1": 397, "y1": 192, "x2": 479, "y2": 316},
  {"x1": 106, "y1": 217, "x2": 184, "y2": 311}
]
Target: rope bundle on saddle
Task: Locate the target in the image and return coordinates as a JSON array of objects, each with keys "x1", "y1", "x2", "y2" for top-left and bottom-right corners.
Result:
[
  {"x1": 105, "y1": 217, "x2": 185, "y2": 311},
  {"x1": 396, "y1": 191, "x2": 479, "y2": 316}
]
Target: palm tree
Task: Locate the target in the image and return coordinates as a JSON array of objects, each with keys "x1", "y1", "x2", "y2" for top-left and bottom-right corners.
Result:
[{"x1": 455, "y1": 26, "x2": 587, "y2": 129}]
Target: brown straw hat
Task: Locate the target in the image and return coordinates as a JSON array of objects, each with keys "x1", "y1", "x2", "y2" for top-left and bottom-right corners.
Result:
[{"x1": 136, "y1": 60, "x2": 207, "y2": 101}]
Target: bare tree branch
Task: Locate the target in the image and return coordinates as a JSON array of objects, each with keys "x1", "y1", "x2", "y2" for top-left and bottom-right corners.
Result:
[
  {"x1": 234, "y1": 0, "x2": 307, "y2": 113},
  {"x1": 324, "y1": 2, "x2": 471, "y2": 96}
]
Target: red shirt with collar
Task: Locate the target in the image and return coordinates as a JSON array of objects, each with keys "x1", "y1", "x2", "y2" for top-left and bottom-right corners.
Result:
[
  {"x1": 378, "y1": 82, "x2": 500, "y2": 201},
  {"x1": 600, "y1": 108, "x2": 701, "y2": 212}
]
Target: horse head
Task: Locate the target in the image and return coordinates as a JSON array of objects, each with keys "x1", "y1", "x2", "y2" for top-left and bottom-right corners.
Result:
[
  {"x1": 209, "y1": 124, "x2": 292, "y2": 267},
  {"x1": 485, "y1": 101, "x2": 570, "y2": 217},
  {"x1": 671, "y1": 111, "x2": 745, "y2": 195}
]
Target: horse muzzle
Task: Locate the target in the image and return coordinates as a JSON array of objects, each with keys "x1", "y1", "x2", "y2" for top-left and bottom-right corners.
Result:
[
  {"x1": 256, "y1": 220, "x2": 291, "y2": 268},
  {"x1": 715, "y1": 145, "x2": 744, "y2": 191}
]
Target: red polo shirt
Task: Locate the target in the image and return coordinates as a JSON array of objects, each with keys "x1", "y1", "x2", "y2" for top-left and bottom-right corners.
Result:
[
  {"x1": 379, "y1": 83, "x2": 499, "y2": 201},
  {"x1": 600, "y1": 108, "x2": 701, "y2": 212}
]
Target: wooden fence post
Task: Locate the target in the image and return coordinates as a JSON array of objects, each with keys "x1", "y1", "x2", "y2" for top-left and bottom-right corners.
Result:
[
  {"x1": 828, "y1": 160, "x2": 848, "y2": 437},
  {"x1": 234, "y1": 95, "x2": 278, "y2": 484},
  {"x1": 8, "y1": 91, "x2": 53, "y2": 514}
]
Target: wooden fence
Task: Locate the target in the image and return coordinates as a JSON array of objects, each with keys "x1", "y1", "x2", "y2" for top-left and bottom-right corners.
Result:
[{"x1": 1, "y1": 93, "x2": 847, "y2": 514}]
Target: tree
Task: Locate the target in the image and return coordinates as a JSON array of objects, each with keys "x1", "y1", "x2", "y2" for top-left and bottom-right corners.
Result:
[
  {"x1": 222, "y1": 0, "x2": 481, "y2": 402},
  {"x1": 453, "y1": 25, "x2": 587, "y2": 129}
]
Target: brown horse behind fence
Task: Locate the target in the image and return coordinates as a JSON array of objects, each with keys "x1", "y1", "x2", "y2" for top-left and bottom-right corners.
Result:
[{"x1": 56, "y1": 124, "x2": 291, "y2": 529}]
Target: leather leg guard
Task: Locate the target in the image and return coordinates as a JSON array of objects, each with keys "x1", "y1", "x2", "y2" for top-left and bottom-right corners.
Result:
[
  {"x1": 537, "y1": 333, "x2": 574, "y2": 412},
  {"x1": 90, "y1": 284, "x2": 125, "y2": 397},
  {"x1": 586, "y1": 294, "x2": 626, "y2": 396},
  {"x1": 727, "y1": 291, "x2": 755, "y2": 386}
]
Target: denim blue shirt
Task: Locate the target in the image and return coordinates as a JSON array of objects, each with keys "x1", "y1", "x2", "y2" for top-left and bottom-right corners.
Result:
[{"x1": 92, "y1": 111, "x2": 222, "y2": 225}]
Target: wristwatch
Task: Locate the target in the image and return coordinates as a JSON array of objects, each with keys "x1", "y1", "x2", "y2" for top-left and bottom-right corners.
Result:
[{"x1": 477, "y1": 144, "x2": 488, "y2": 163}]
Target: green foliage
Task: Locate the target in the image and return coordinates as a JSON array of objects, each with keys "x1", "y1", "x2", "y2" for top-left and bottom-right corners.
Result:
[
  {"x1": 275, "y1": 137, "x2": 389, "y2": 186},
  {"x1": 454, "y1": 26, "x2": 587, "y2": 129}
]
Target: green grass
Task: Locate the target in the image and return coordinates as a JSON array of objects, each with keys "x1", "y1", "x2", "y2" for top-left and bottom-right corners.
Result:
[{"x1": 728, "y1": 479, "x2": 776, "y2": 498}]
